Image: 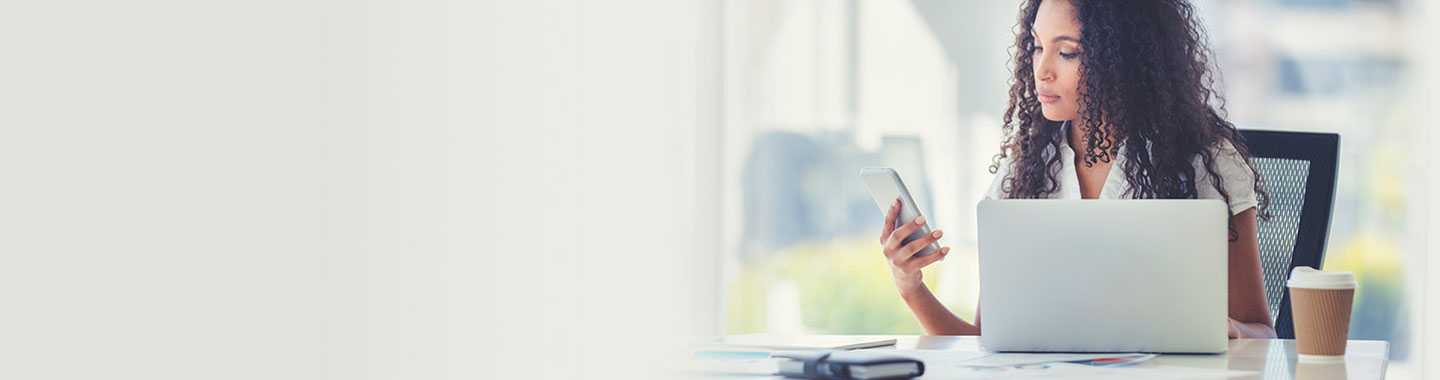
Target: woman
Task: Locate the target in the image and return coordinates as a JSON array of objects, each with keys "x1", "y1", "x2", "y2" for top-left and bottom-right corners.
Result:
[{"x1": 878, "y1": 0, "x2": 1277, "y2": 339}]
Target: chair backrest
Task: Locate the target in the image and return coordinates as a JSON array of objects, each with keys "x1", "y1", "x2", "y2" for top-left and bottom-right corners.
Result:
[{"x1": 1236, "y1": 130, "x2": 1339, "y2": 339}]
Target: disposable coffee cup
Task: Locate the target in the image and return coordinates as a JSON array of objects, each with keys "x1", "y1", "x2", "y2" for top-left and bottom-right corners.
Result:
[{"x1": 1287, "y1": 266, "x2": 1357, "y2": 362}]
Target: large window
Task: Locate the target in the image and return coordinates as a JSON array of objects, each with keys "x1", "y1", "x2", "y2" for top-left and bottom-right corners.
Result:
[
  {"x1": 721, "y1": 0, "x2": 1014, "y2": 335},
  {"x1": 720, "y1": 0, "x2": 1418, "y2": 375}
]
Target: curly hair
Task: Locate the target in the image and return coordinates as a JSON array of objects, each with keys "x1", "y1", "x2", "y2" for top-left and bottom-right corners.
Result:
[{"x1": 990, "y1": 0, "x2": 1270, "y2": 233}]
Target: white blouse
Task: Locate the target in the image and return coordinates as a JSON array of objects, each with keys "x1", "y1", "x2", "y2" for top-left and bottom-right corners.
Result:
[{"x1": 982, "y1": 124, "x2": 1259, "y2": 216}]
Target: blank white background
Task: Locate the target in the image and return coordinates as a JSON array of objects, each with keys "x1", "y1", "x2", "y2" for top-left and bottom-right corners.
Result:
[{"x1": 1, "y1": 0, "x2": 718, "y2": 379}]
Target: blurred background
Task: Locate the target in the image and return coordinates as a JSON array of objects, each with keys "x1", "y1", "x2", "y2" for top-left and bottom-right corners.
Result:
[{"x1": 4, "y1": 0, "x2": 1440, "y2": 379}]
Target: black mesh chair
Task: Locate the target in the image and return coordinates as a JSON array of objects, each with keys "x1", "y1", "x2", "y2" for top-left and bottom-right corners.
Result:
[{"x1": 1238, "y1": 130, "x2": 1340, "y2": 339}]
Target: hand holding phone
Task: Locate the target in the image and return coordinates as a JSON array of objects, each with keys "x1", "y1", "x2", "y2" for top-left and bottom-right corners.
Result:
[
  {"x1": 860, "y1": 167, "x2": 943, "y2": 257},
  {"x1": 861, "y1": 167, "x2": 951, "y2": 292}
]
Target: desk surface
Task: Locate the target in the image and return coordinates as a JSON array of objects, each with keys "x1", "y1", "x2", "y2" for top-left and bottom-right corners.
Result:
[{"x1": 737, "y1": 335, "x2": 1389, "y2": 380}]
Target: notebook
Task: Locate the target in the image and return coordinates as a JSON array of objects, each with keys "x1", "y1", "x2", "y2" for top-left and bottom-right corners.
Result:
[{"x1": 773, "y1": 350, "x2": 923, "y2": 380}]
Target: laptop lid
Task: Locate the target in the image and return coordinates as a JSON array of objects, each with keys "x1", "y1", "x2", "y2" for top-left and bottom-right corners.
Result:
[{"x1": 976, "y1": 199, "x2": 1229, "y2": 353}]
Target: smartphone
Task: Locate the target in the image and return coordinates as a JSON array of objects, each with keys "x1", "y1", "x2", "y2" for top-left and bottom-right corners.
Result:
[{"x1": 859, "y1": 167, "x2": 940, "y2": 257}]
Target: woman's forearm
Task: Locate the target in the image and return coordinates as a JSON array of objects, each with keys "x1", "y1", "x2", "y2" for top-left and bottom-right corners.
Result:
[
  {"x1": 897, "y1": 282, "x2": 980, "y2": 336},
  {"x1": 1228, "y1": 318, "x2": 1277, "y2": 339}
]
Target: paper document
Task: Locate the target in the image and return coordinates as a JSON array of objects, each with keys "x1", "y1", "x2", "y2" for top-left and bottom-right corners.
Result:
[
  {"x1": 885, "y1": 350, "x2": 1253, "y2": 379},
  {"x1": 956, "y1": 352, "x2": 1157, "y2": 367}
]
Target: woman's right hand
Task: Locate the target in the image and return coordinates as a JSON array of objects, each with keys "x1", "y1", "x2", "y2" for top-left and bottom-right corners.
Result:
[{"x1": 879, "y1": 199, "x2": 950, "y2": 296}]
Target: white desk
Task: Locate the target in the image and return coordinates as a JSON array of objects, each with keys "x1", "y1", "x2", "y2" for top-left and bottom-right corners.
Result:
[{"x1": 733, "y1": 335, "x2": 1389, "y2": 380}]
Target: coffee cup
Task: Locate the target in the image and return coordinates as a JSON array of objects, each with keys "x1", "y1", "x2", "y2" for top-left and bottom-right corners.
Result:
[{"x1": 1287, "y1": 266, "x2": 1357, "y2": 362}]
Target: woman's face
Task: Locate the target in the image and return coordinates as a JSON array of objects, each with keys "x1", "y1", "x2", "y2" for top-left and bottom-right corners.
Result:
[{"x1": 1031, "y1": 0, "x2": 1084, "y2": 122}]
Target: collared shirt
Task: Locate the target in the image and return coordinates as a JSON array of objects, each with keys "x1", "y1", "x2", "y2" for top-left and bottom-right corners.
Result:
[{"x1": 982, "y1": 124, "x2": 1259, "y2": 216}]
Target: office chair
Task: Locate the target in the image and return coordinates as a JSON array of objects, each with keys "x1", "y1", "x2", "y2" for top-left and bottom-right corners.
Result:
[{"x1": 1236, "y1": 130, "x2": 1340, "y2": 339}]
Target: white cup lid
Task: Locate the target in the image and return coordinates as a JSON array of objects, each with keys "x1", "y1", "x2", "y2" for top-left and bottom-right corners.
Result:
[{"x1": 1287, "y1": 266, "x2": 1357, "y2": 290}]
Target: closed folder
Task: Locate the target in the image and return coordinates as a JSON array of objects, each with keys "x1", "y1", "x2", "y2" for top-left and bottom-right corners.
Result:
[{"x1": 773, "y1": 350, "x2": 923, "y2": 380}]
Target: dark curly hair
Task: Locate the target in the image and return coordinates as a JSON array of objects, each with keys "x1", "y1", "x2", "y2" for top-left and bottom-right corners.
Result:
[{"x1": 990, "y1": 0, "x2": 1270, "y2": 233}]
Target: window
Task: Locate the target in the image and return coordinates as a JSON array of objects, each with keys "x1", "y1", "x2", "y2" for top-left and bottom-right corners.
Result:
[{"x1": 721, "y1": 0, "x2": 1014, "y2": 334}]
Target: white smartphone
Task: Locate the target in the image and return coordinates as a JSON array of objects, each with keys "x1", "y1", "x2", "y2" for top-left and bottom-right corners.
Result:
[{"x1": 859, "y1": 167, "x2": 940, "y2": 257}]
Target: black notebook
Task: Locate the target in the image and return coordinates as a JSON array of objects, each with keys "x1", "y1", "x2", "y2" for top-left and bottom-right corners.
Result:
[{"x1": 773, "y1": 350, "x2": 923, "y2": 380}]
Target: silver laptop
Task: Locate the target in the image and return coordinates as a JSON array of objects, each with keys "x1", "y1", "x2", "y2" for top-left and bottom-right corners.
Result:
[{"x1": 976, "y1": 199, "x2": 1229, "y2": 354}]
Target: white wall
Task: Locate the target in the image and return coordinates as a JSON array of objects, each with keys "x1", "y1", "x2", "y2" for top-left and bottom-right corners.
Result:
[
  {"x1": 0, "y1": 1, "x2": 718, "y2": 379},
  {"x1": 1418, "y1": 0, "x2": 1440, "y2": 377}
]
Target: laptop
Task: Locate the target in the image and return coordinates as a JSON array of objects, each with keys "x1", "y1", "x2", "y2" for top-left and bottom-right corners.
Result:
[{"x1": 976, "y1": 199, "x2": 1229, "y2": 354}]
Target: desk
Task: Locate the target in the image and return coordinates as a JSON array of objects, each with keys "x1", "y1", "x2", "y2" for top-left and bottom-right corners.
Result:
[{"x1": 734, "y1": 335, "x2": 1389, "y2": 380}]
